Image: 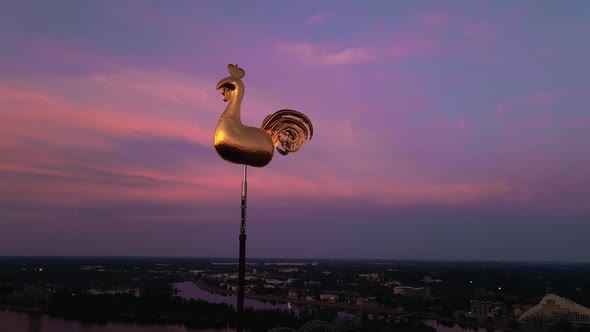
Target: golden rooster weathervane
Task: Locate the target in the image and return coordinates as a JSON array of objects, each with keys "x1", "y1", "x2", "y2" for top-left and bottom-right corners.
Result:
[
  {"x1": 214, "y1": 64, "x2": 313, "y2": 167},
  {"x1": 212, "y1": 64, "x2": 313, "y2": 329}
]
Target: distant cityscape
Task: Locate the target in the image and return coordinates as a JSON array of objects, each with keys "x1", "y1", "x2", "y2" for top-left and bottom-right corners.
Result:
[{"x1": 1, "y1": 257, "x2": 590, "y2": 331}]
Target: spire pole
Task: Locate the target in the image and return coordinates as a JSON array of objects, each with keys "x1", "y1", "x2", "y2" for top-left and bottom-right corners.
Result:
[{"x1": 237, "y1": 164, "x2": 247, "y2": 331}]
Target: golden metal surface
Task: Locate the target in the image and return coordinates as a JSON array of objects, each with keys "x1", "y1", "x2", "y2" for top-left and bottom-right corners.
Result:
[{"x1": 213, "y1": 64, "x2": 313, "y2": 167}]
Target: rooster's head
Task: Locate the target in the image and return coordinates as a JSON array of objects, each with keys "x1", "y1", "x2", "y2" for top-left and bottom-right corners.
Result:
[{"x1": 216, "y1": 64, "x2": 245, "y2": 103}]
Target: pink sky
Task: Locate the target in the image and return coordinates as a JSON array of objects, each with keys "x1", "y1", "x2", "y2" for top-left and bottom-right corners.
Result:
[{"x1": 1, "y1": 1, "x2": 589, "y2": 261}]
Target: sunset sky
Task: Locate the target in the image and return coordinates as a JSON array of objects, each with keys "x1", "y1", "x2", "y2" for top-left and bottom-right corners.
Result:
[{"x1": 1, "y1": 1, "x2": 589, "y2": 261}]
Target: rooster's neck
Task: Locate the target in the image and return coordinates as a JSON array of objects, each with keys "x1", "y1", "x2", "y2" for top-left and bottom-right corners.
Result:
[{"x1": 221, "y1": 80, "x2": 245, "y2": 123}]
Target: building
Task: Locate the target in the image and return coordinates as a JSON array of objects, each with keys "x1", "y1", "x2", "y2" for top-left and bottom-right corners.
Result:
[
  {"x1": 514, "y1": 306, "x2": 524, "y2": 318},
  {"x1": 320, "y1": 293, "x2": 339, "y2": 303},
  {"x1": 519, "y1": 294, "x2": 590, "y2": 326},
  {"x1": 358, "y1": 273, "x2": 380, "y2": 281},
  {"x1": 513, "y1": 305, "x2": 533, "y2": 318},
  {"x1": 422, "y1": 276, "x2": 442, "y2": 284},
  {"x1": 470, "y1": 300, "x2": 506, "y2": 317},
  {"x1": 356, "y1": 297, "x2": 379, "y2": 308},
  {"x1": 393, "y1": 286, "x2": 430, "y2": 298},
  {"x1": 339, "y1": 291, "x2": 361, "y2": 304},
  {"x1": 355, "y1": 296, "x2": 364, "y2": 306}
]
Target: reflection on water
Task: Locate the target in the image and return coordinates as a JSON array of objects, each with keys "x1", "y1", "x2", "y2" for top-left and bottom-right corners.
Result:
[
  {"x1": 0, "y1": 310, "x2": 235, "y2": 332},
  {"x1": 173, "y1": 282, "x2": 361, "y2": 321},
  {"x1": 28, "y1": 312, "x2": 42, "y2": 332},
  {"x1": 173, "y1": 281, "x2": 290, "y2": 312},
  {"x1": 1, "y1": 300, "x2": 506, "y2": 332},
  {"x1": 1, "y1": 281, "x2": 298, "y2": 332},
  {"x1": 424, "y1": 319, "x2": 503, "y2": 332},
  {"x1": 88, "y1": 289, "x2": 140, "y2": 297}
]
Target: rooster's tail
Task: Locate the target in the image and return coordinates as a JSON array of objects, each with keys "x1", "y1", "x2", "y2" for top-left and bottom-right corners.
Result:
[{"x1": 260, "y1": 109, "x2": 313, "y2": 156}]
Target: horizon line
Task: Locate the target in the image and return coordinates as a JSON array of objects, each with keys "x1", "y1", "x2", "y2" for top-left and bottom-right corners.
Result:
[{"x1": 0, "y1": 255, "x2": 588, "y2": 264}]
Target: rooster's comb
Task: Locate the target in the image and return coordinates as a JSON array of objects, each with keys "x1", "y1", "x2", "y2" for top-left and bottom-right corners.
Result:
[{"x1": 227, "y1": 64, "x2": 245, "y2": 80}]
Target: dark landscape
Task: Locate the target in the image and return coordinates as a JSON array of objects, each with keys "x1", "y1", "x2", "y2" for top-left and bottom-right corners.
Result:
[{"x1": 2, "y1": 257, "x2": 590, "y2": 331}]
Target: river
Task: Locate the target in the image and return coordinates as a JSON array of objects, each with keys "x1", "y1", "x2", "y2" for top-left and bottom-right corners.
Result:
[
  {"x1": 173, "y1": 281, "x2": 291, "y2": 312},
  {"x1": 0, "y1": 309, "x2": 507, "y2": 332},
  {"x1": 173, "y1": 282, "x2": 506, "y2": 332},
  {"x1": 424, "y1": 319, "x2": 504, "y2": 332},
  {"x1": 0, "y1": 282, "x2": 504, "y2": 332},
  {"x1": 0, "y1": 282, "x2": 287, "y2": 332}
]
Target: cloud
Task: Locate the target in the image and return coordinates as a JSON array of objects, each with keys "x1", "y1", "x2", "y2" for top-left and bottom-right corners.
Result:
[
  {"x1": 432, "y1": 117, "x2": 468, "y2": 133},
  {"x1": 0, "y1": 69, "x2": 217, "y2": 146},
  {"x1": 420, "y1": 12, "x2": 450, "y2": 26},
  {"x1": 321, "y1": 47, "x2": 378, "y2": 65},
  {"x1": 494, "y1": 104, "x2": 506, "y2": 117},
  {"x1": 374, "y1": 180, "x2": 522, "y2": 206},
  {"x1": 0, "y1": 133, "x2": 228, "y2": 205},
  {"x1": 536, "y1": 48, "x2": 548, "y2": 57},
  {"x1": 306, "y1": 12, "x2": 328, "y2": 25},
  {"x1": 0, "y1": 71, "x2": 532, "y2": 212},
  {"x1": 461, "y1": 18, "x2": 505, "y2": 45},
  {"x1": 524, "y1": 91, "x2": 558, "y2": 105},
  {"x1": 278, "y1": 11, "x2": 458, "y2": 66},
  {"x1": 276, "y1": 42, "x2": 378, "y2": 65},
  {"x1": 571, "y1": 115, "x2": 590, "y2": 128},
  {"x1": 0, "y1": 68, "x2": 232, "y2": 209}
]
